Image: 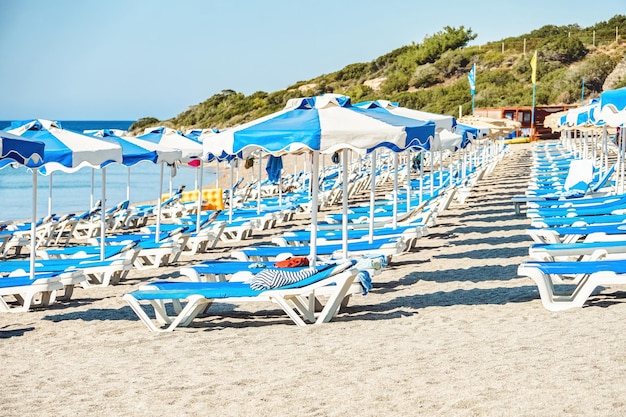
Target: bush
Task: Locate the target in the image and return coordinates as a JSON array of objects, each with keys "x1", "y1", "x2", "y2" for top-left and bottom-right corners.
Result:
[
  {"x1": 410, "y1": 64, "x2": 442, "y2": 89},
  {"x1": 381, "y1": 71, "x2": 410, "y2": 94},
  {"x1": 541, "y1": 36, "x2": 588, "y2": 64},
  {"x1": 129, "y1": 117, "x2": 160, "y2": 132},
  {"x1": 344, "y1": 84, "x2": 375, "y2": 101},
  {"x1": 415, "y1": 26, "x2": 477, "y2": 65},
  {"x1": 434, "y1": 49, "x2": 471, "y2": 78},
  {"x1": 336, "y1": 62, "x2": 371, "y2": 81},
  {"x1": 573, "y1": 54, "x2": 618, "y2": 93}
]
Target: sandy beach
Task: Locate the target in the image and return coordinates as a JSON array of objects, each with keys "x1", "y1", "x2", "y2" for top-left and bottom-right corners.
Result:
[{"x1": 3, "y1": 142, "x2": 626, "y2": 417}]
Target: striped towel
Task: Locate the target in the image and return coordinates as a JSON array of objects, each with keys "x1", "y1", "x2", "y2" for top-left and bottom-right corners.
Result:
[{"x1": 249, "y1": 267, "x2": 317, "y2": 290}]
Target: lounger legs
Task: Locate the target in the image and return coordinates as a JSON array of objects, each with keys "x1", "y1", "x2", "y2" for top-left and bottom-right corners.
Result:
[{"x1": 518, "y1": 265, "x2": 625, "y2": 311}]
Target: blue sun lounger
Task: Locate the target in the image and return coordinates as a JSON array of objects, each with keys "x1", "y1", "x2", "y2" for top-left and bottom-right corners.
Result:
[
  {"x1": 518, "y1": 259, "x2": 626, "y2": 311},
  {"x1": 231, "y1": 237, "x2": 406, "y2": 262},
  {"x1": 36, "y1": 242, "x2": 136, "y2": 260},
  {"x1": 179, "y1": 260, "x2": 310, "y2": 282},
  {"x1": 529, "y1": 240, "x2": 626, "y2": 261},
  {"x1": 531, "y1": 213, "x2": 626, "y2": 228},
  {"x1": 527, "y1": 223, "x2": 626, "y2": 244},
  {"x1": 0, "y1": 253, "x2": 135, "y2": 289},
  {"x1": 0, "y1": 272, "x2": 64, "y2": 312},
  {"x1": 123, "y1": 260, "x2": 361, "y2": 332},
  {"x1": 274, "y1": 225, "x2": 424, "y2": 248},
  {"x1": 525, "y1": 190, "x2": 623, "y2": 209},
  {"x1": 526, "y1": 194, "x2": 626, "y2": 218}
]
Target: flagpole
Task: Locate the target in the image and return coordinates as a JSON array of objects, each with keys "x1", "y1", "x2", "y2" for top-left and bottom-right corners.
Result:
[
  {"x1": 530, "y1": 50, "x2": 538, "y2": 141},
  {"x1": 472, "y1": 90, "x2": 475, "y2": 116},
  {"x1": 531, "y1": 83, "x2": 536, "y2": 139}
]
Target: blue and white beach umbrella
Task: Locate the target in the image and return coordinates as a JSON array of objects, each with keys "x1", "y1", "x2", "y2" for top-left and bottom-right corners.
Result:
[
  {"x1": 203, "y1": 94, "x2": 435, "y2": 159},
  {"x1": 203, "y1": 94, "x2": 436, "y2": 262},
  {"x1": 354, "y1": 99, "x2": 463, "y2": 152},
  {"x1": 8, "y1": 119, "x2": 123, "y2": 261},
  {"x1": 85, "y1": 129, "x2": 159, "y2": 166},
  {"x1": 137, "y1": 126, "x2": 202, "y2": 163},
  {"x1": 599, "y1": 87, "x2": 626, "y2": 193},
  {"x1": 6, "y1": 119, "x2": 122, "y2": 173},
  {"x1": 564, "y1": 98, "x2": 602, "y2": 128},
  {"x1": 599, "y1": 87, "x2": 626, "y2": 127},
  {"x1": 355, "y1": 99, "x2": 456, "y2": 130},
  {"x1": 84, "y1": 129, "x2": 183, "y2": 242}
]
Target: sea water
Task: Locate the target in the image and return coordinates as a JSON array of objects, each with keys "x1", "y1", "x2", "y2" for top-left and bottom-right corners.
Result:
[{"x1": 0, "y1": 120, "x2": 216, "y2": 222}]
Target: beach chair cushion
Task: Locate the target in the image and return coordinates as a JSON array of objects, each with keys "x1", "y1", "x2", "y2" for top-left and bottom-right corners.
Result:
[{"x1": 249, "y1": 266, "x2": 318, "y2": 290}]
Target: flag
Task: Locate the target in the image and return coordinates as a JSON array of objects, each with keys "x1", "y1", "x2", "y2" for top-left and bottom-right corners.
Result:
[
  {"x1": 468, "y1": 63, "x2": 476, "y2": 94},
  {"x1": 530, "y1": 50, "x2": 537, "y2": 85}
]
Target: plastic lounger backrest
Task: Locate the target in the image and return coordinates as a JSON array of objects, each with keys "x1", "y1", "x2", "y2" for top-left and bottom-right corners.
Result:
[
  {"x1": 563, "y1": 159, "x2": 594, "y2": 192},
  {"x1": 590, "y1": 163, "x2": 616, "y2": 192}
]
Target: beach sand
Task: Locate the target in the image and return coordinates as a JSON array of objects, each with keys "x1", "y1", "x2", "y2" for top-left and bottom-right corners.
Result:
[{"x1": 2, "y1": 142, "x2": 626, "y2": 416}]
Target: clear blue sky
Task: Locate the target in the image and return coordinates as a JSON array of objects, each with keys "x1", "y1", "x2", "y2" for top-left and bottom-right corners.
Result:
[{"x1": 1, "y1": 0, "x2": 623, "y2": 121}]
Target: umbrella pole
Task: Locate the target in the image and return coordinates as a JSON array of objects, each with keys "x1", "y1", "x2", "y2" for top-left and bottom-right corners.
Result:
[
  {"x1": 127, "y1": 167, "x2": 131, "y2": 201},
  {"x1": 369, "y1": 149, "x2": 376, "y2": 244},
  {"x1": 48, "y1": 174, "x2": 53, "y2": 217},
  {"x1": 155, "y1": 163, "x2": 164, "y2": 243},
  {"x1": 429, "y1": 151, "x2": 434, "y2": 197},
  {"x1": 419, "y1": 151, "x2": 424, "y2": 205},
  {"x1": 604, "y1": 126, "x2": 608, "y2": 174},
  {"x1": 197, "y1": 162, "x2": 203, "y2": 232},
  {"x1": 229, "y1": 160, "x2": 234, "y2": 224},
  {"x1": 169, "y1": 165, "x2": 174, "y2": 196},
  {"x1": 342, "y1": 149, "x2": 349, "y2": 259},
  {"x1": 29, "y1": 169, "x2": 38, "y2": 280},
  {"x1": 406, "y1": 150, "x2": 411, "y2": 214},
  {"x1": 439, "y1": 150, "x2": 443, "y2": 188},
  {"x1": 257, "y1": 151, "x2": 262, "y2": 215},
  {"x1": 310, "y1": 152, "x2": 320, "y2": 267},
  {"x1": 617, "y1": 129, "x2": 626, "y2": 194},
  {"x1": 90, "y1": 169, "x2": 95, "y2": 209},
  {"x1": 100, "y1": 168, "x2": 106, "y2": 261},
  {"x1": 393, "y1": 152, "x2": 398, "y2": 230},
  {"x1": 307, "y1": 153, "x2": 312, "y2": 200},
  {"x1": 279, "y1": 163, "x2": 283, "y2": 208},
  {"x1": 215, "y1": 160, "x2": 219, "y2": 189}
]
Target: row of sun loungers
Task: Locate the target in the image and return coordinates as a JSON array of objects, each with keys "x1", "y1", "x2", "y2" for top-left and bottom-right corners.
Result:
[
  {"x1": 1, "y1": 143, "x2": 504, "y2": 330},
  {"x1": 515, "y1": 140, "x2": 626, "y2": 311},
  {"x1": 122, "y1": 146, "x2": 511, "y2": 332}
]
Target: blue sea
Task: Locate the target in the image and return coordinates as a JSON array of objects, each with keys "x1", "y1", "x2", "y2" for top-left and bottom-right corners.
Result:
[{"x1": 0, "y1": 120, "x2": 216, "y2": 222}]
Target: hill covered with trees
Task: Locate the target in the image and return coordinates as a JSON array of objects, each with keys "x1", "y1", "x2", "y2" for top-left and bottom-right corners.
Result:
[{"x1": 131, "y1": 15, "x2": 626, "y2": 133}]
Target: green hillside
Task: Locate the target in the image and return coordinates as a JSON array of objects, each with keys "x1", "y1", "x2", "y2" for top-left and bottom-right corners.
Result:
[{"x1": 131, "y1": 15, "x2": 626, "y2": 133}]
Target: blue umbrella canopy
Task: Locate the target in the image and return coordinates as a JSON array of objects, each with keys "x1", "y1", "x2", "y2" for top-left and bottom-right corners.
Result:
[
  {"x1": 0, "y1": 129, "x2": 45, "y2": 168},
  {"x1": 137, "y1": 126, "x2": 202, "y2": 163},
  {"x1": 203, "y1": 94, "x2": 435, "y2": 159},
  {"x1": 354, "y1": 100, "x2": 459, "y2": 151},
  {"x1": 563, "y1": 98, "x2": 602, "y2": 128},
  {"x1": 355, "y1": 99, "x2": 456, "y2": 131},
  {"x1": 6, "y1": 119, "x2": 122, "y2": 174},
  {"x1": 85, "y1": 129, "x2": 160, "y2": 166},
  {"x1": 599, "y1": 87, "x2": 626, "y2": 127}
]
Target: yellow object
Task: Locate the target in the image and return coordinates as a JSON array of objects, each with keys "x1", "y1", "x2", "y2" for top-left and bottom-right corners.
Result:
[
  {"x1": 502, "y1": 137, "x2": 530, "y2": 144},
  {"x1": 163, "y1": 188, "x2": 224, "y2": 210},
  {"x1": 201, "y1": 188, "x2": 224, "y2": 210},
  {"x1": 530, "y1": 50, "x2": 537, "y2": 85}
]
